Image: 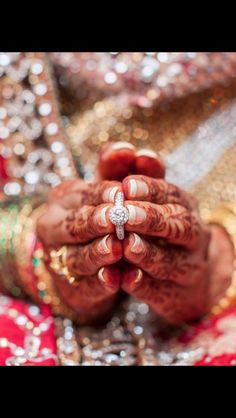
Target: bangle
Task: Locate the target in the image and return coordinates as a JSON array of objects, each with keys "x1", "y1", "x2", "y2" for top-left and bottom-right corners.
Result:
[
  {"x1": 0, "y1": 198, "x2": 47, "y2": 299},
  {"x1": 14, "y1": 203, "x2": 48, "y2": 300},
  {"x1": 0, "y1": 200, "x2": 28, "y2": 297},
  {"x1": 203, "y1": 202, "x2": 236, "y2": 315}
]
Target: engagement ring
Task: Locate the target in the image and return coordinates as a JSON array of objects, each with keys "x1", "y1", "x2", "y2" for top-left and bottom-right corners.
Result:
[{"x1": 109, "y1": 192, "x2": 129, "y2": 240}]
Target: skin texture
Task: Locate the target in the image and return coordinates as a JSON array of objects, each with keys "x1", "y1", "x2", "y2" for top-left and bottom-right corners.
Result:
[{"x1": 37, "y1": 141, "x2": 235, "y2": 325}]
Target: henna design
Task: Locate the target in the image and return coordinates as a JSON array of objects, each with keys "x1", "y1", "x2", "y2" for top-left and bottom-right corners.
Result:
[
  {"x1": 37, "y1": 140, "x2": 215, "y2": 325},
  {"x1": 52, "y1": 266, "x2": 121, "y2": 324},
  {"x1": 65, "y1": 204, "x2": 114, "y2": 243},
  {"x1": 125, "y1": 201, "x2": 202, "y2": 248},
  {"x1": 124, "y1": 231, "x2": 209, "y2": 287},
  {"x1": 66, "y1": 235, "x2": 122, "y2": 277},
  {"x1": 49, "y1": 178, "x2": 122, "y2": 208},
  {"x1": 122, "y1": 268, "x2": 209, "y2": 324},
  {"x1": 123, "y1": 175, "x2": 197, "y2": 210}
]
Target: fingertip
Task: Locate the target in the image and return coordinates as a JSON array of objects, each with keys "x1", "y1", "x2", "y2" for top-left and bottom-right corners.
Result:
[
  {"x1": 123, "y1": 175, "x2": 149, "y2": 199},
  {"x1": 110, "y1": 141, "x2": 135, "y2": 151},
  {"x1": 121, "y1": 267, "x2": 143, "y2": 292},
  {"x1": 136, "y1": 149, "x2": 158, "y2": 159},
  {"x1": 124, "y1": 232, "x2": 145, "y2": 262},
  {"x1": 98, "y1": 141, "x2": 136, "y2": 181},
  {"x1": 102, "y1": 183, "x2": 122, "y2": 203},
  {"x1": 125, "y1": 202, "x2": 147, "y2": 227},
  {"x1": 135, "y1": 150, "x2": 165, "y2": 179},
  {"x1": 123, "y1": 176, "x2": 136, "y2": 199},
  {"x1": 98, "y1": 266, "x2": 121, "y2": 293},
  {"x1": 96, "y1": 234, "x2": 123, "y2": 262},
  {"x1": 93, "y1": 204, "x2": 114, "y2": 231}
]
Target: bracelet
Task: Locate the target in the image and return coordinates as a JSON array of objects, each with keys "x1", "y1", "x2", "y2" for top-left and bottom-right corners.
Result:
[
  {"x1": 202, "y1": 202, "x2": 236, "y2": 315},
  {"x1": 14, "y1": 203, "x2": 48, "y2": 300},
  {"x1": 0, "y1": 200, "x2": 28, "y2": 297},
  {"x1": 0, "y1": 198, "x2": 47, "y2": 299}
]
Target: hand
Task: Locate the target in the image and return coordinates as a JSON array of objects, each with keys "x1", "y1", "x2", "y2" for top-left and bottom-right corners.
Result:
[
  {"x1": 37, "y1": 141, "x2": 234, "y2": 326},
  {"x1": 36, "y1": 141, "x2": 164, "y2": 324},
  {"x1": 121, "y1": 174, "x2": 234, "y2": 324},
  {"x1": 97, "y1": 141, "x2": 234, "y2": 325},
  {"x1": 37, "y1": 177, "x2": 124, "y2": 324}
]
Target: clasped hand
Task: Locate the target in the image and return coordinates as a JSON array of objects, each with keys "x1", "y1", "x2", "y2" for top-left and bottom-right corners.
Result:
[{"x1": 37, "y1": 142, "x2": 211, "y2": 325}]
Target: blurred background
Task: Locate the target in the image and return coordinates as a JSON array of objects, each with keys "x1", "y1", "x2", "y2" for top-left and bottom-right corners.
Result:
[{"x1": 1, "y1": 52, "x2": 236, "y2": 218}]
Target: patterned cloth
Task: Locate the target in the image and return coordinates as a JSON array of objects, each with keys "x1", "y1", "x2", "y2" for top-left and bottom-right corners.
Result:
[{"x1": 0, "y1": 295, "x2": 57, "y2": 365}]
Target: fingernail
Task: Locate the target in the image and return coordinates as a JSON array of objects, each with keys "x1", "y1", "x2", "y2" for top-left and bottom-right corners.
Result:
[
  {"x1": 103, "y1": 186, "x2": 119, "y2": 203},
  {"x1": 111, "y1": 141, "x2": 135, "y2": 151},
  {"x1": 134, "y1": 269, "x2": 143, "y2": 284},
  {"x1": 131, "y1": 233, "x2": 145, "y2": 254},
  {"x1": 95, "y1": 206, "x2": 109, "y2": 227},
  {"x1": 128, "y1": 179, "x2": 149, "y2": 198},
  {"x1": 97, "y1": 235, "x2": 110, "y2": 254},
  {"x1": 98, "y1": 267, "x2": 106, "y2": 282},
  {"x1": 127, "y1": 205, "x2": 147, "y2": 225},
  {"x1": 136, "y1": 149, "x2": 158, "y2": 158}
]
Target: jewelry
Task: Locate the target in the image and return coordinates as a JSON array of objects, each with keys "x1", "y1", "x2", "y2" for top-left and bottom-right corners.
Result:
[
  {"x1": 14, "y1": 203, "x2": 48, "y2": 300},
  {"x1": 32, "y1": 245, "x2": 78, "y2": 322},
  {"x1": 0, "y1": 200, "x2": 27, "y2": 297},
  {"x1": 49, "y1": 246, "x2": 77, "y2": 285},
  {"x1": 109, "y1": 192, "x2": 129, "y2": 240}
]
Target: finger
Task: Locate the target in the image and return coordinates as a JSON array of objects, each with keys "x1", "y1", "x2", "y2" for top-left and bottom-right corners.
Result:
[
  {"x1": 124, "y1": 233, "x2": 202, "y2": 286},
  {"x1": 121, "y1": 267, "x2": 206, "y2": 324},
  {"x1": 61, "y1": 180, "x2": 123, "y2": 208},
  {"x1": 48, "y1": 179, "x2": 85, "y2": 204},
  {"x1": 125, "y1": 201, "x2": 200, "y2": 248},
  {"x1": 37, "y1": 203, "x2": 115, "y2": 246},
  {"x1": 66, "y1": 234, "x2": 122, "y2": 276},
  {"x1": 98, "y1": 141, "x2": 136, "y2": 181},
  {"x1": 134, "y1": 149, "x2": 165, "y2": 179},
  {"x1": 53, "y1": 265, "x2": 121, "y2": 321},
  {"x1": 93, "y1": 181, "x2": 123, "y2": 204},
  {"x1": 48, "y1": 179, "x2": 123, "y2": 209},
  {"x1": 123, "y1": 175, "x2": 197, "y2": 210}
]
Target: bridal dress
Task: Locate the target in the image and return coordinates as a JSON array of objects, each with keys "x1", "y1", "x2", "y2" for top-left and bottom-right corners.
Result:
[{"x1": 1, "y1": 52, "x2": 236, "y2": 365}]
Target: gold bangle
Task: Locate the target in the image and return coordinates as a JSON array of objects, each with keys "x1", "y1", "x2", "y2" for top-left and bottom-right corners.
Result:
[
  {"x1": 0, "y1": 198, "x2": 47, "y2": 298},
  {"x1": 202, "y1": 202, "x2": 236, "y2": 315},
  {"x1": 0, "y1": 201, "x2": 26, "y2": 297},
  {"x1": 14, "y1": 203, "x2": 48, "y2": 299},
  {"x1": 49, "y1": 246, "x2": 77, "y2": 285}
]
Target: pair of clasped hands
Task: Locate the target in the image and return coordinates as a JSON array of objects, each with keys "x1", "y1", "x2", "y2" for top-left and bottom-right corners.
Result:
[{"x1": 37, "y1": 142, "x2": 215, "y2": 325}]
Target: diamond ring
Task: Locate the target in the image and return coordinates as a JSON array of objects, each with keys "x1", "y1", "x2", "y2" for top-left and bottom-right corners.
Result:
[{"x1": 109, "y1": 191, "x2": 129, "y2": 240}]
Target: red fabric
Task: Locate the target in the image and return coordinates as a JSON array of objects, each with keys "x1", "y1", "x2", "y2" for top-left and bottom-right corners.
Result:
[
  {"x1": 176, "y1": 307, "x2": 236, "y2": 366},
  {"x1": 0, "y1": 296, "x2": 57, "y2": 366},
  {"x1": 0, "y1": 155, "x2": 8, "y2": 180},
  {"x1": 1, "y1": 294, "x2": 236, "y2": 365}
]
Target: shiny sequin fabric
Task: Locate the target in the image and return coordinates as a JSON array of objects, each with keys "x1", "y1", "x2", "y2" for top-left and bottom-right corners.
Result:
[{"x1": 0, "y1": 53, "x2": 76, "y2": 196}]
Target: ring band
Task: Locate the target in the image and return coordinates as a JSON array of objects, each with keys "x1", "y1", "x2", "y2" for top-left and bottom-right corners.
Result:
[
  {"x1": 109, "y1": 191, "x2": 129, "y2": 240},
  {"x1": 116, "y1": 225, "x2": 125, "y2": 240}
]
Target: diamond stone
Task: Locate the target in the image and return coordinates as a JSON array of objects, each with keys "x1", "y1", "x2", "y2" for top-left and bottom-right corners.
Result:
[{"x1": 109, "y1": 206, "x2": 129, "y2": 226}]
